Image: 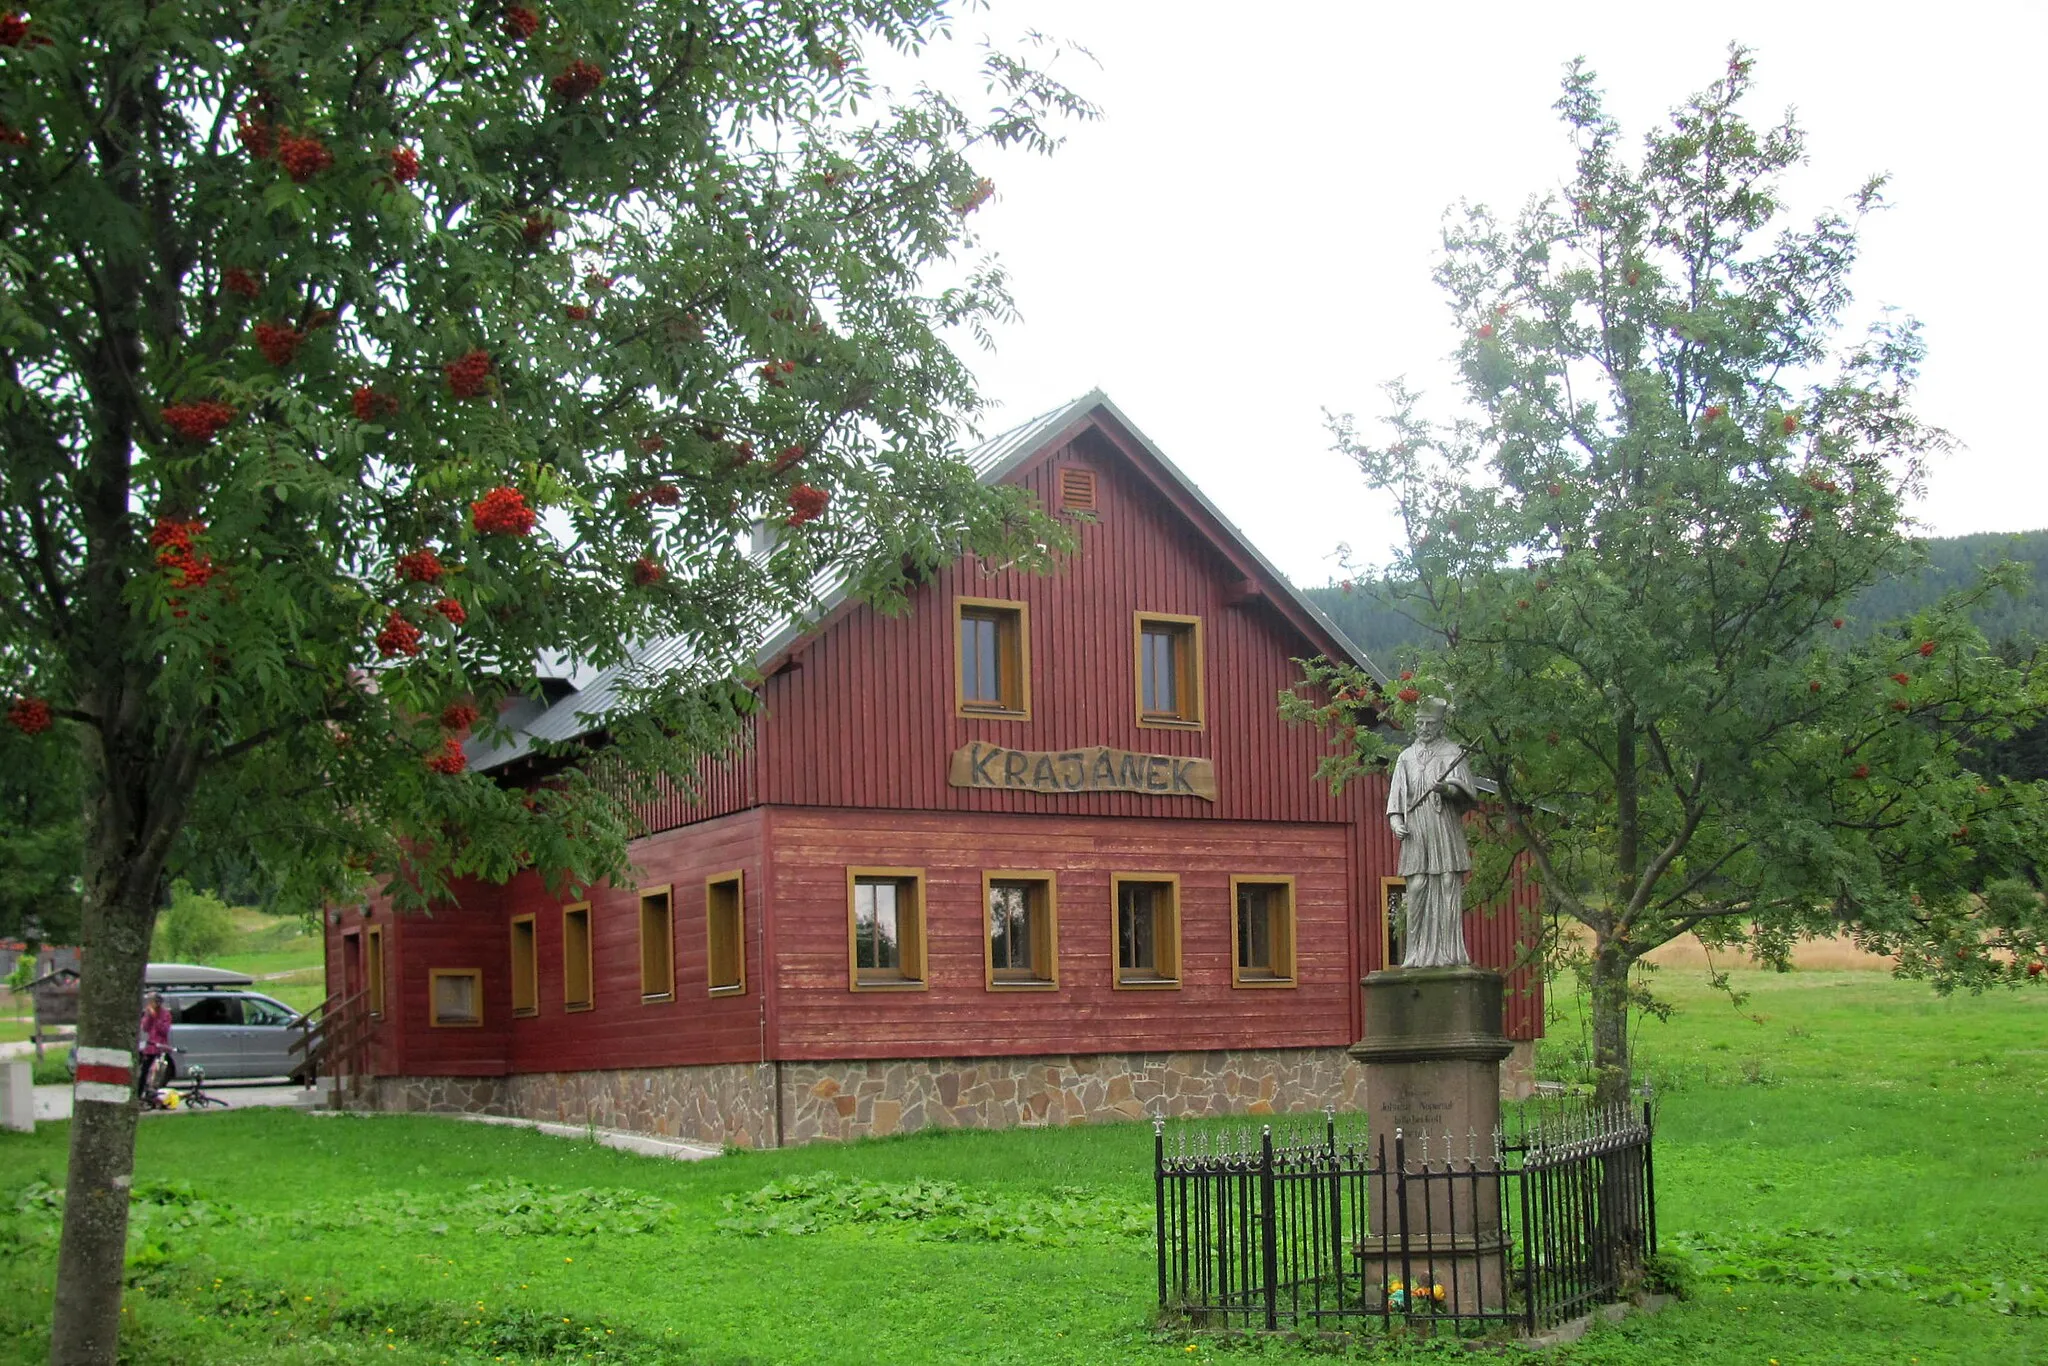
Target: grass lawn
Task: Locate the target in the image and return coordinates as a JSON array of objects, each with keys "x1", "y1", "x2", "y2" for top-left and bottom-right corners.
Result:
[{"x1": 1, "y1": 968, "x2": 2043, "y2": 1364}]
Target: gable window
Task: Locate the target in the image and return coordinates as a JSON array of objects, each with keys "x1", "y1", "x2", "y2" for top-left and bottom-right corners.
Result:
[
  {"x1": 510, "y1": 914, "x2": 538, "y2": 1017},
  {"x1": 1112, "y1": 874, "x2": 1181, "y2": 988},
  {"x1": 1134, "y1": 613, "x2": 1203, "y2": 728},
  {"x1": 1231, "y1": 876, "x2": 1297, "y2": 987},
  {"x1": 429, "y1": 968, "x2": 483, "y2": 1027},
  {"x1": 956, "y1": 597, "x2": 1030, "y2": 718},
  {"x1": 984, "y1": 872, "x2": 1058, "y2": 989},
  {"x1": 639, "y1": 887, "x2": 675, "y2": 1003},
  {"x1": 848, "y1": 868, "x2": 927, "y2": 990},
  {"x1": 706, "y1": 871, "x2": 746, "y2": 995},
  {"x1": 563, "y1": 902, "x2": 594, "y2": 1011},
  {"x1": 364, "y1": 924, "x2": 386, "y2": 1018}
]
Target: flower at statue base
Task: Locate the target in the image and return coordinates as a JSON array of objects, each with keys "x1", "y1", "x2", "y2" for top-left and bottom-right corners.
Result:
[
  {"x1": 1431, "y1": 1284, "x2": 1446, "y2": 1305},
  {"x1": 7, "y1": 697, "x2": 52, "y2": 734},
  {"x1": 470, "y1": 485, "x2": 534, "y2": 536},
  {"x1": 424, "y1": 737, "x2": 468, "y2": 775},
  {"x1": 1385, "y1": 1280, "x2": 1407, "y2": 1311},
  {"x1": 375, "y1": 611, "x2": 422, "y2": 658}
]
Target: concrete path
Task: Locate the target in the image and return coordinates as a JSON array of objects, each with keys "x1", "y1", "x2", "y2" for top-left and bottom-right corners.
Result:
[
  {"x1": 29, "y1": 1078, "x2": 334, "y2": 1124},
  {"x1": 308, "y1": 1108, "x2": 722, "y2": 1162}
]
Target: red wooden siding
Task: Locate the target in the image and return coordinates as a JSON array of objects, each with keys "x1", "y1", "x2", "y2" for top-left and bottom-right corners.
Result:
[
  {"x1": 629, "y1": 722, "x2": 759, "y2": 834},
  {"x1": 753, "y1": 430, "x2": 1367, "y2": 825},
  {"x1": 766, "y1": 807, "x2": 1356, "y2": 1058}
]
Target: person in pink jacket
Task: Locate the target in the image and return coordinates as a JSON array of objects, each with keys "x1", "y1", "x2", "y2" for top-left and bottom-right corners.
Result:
[{"x1": 137, "y1": 993, "x2": 174, "y2": 1098}]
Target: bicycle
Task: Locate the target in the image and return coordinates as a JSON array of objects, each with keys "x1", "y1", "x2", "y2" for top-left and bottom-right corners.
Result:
[{"x1": 181, "y1": 1064, "x2": 230, "y2": 1110}]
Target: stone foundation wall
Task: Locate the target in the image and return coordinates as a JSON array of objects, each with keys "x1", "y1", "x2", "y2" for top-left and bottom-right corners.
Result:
[
  {"x1": 502, "y1": 1062, "x2": 776, "y2": 1150},
  {"x1": 349, "y1": 1043, "x2": 1532, "y2": 1148}
]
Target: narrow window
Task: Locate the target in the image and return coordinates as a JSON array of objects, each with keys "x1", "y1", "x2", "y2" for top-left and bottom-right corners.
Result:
[
  {"x1": 956, "y1": 597, "x2": 1029, "y2": 718},
  {"x1": 848, "y1": 869, "x2": 927, "y2": 989},
  {"x1": 1134, "y1": 613, "x2": 1202, "y2": 727},
  {"x1": 706, "y1": 872, "x2": 745, "y2": 995},
  {"x1": 984, "y1": 872, "x2": 1058, "y2": 989},
  {"x1": 1112, "y1": 875, "x2": 1180, "y2": 988},
  {"x1": 1382, "y1": 877, "x2": 1407, "y2": 971},
  {"x1": 563, "y1": 903, "x2": 594, "y2": 1011},
  {"x1": 364, "y1": 924, "x2": 386, "y2": 1018},
  {"x1": 1231, "y1": 877, "x2": 1297, "y2": 987},
  {"x1": 428, "y1": 969, "x2": 483, "y2": 1027},
  {"x1": 510, "y1": 914, "x2": 538, "y2": 1017},
  {"x1": 638, "y1": 887, "x2": 675, "y2": 1003}
]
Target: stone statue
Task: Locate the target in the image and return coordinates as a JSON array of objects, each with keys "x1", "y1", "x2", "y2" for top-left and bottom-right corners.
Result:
[{"x1": 1386, "y1": 697, "x2": 1479, "y2": 968}]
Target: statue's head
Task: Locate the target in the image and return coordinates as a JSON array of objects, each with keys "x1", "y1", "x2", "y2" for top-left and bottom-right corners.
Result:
[{"x1": 1414, "y1": 696, "x2": 1449, "y2": 742}]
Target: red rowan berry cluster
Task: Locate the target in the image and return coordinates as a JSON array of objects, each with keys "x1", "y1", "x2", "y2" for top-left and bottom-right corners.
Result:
[
  {"x1": 585, "y1": 273, "x2": 613, "y2": 292},
  {"x1": 388, "y1": 146, "x2": 420, "y2": 182},
  {"x1": 150, "y1": 517, "x2": 216, "y2": 590},
  {"x1": 522, "y1": 214, "x2": 556, "y2": 246},
  {"x1": 757, "y1": 360, "x2": 794, "y2": 387},
  {"x1": 0, "y1": 122, "x2": 29, "y2": 148},
  {"x1": 432, "y1": 596, "x2": 467, "y2": 626},
  {"x1": 223, "y1": 267, "x2": 261, "y2": 299},
  {"x1": 638, "y1": 435, "x2": 665, "y2": 453},
  {"x1": 160, "y1": 401, "x2": 237, "y2": 444},
  {"x1": 1702, "y1": 405, "x2": 1725, "y2": 422},
  {"x1": 1919, "y1": 641, "x2": 1937, "y2": 657},
  {"x1": 425, "y1": 737, "x2": 468, "y2": 774},
  {"x1": 785, "y1": 483, "x2": 829, "y2": 526},
  {"x1": 234, "y1": 110, "x2": 276, "y2": 159},
  {"x1": 396, "y1": 549, "x2": 445, "y2": 583},
  {"x1": 7, "y1": 696, "x2": 52, "y2": 734},
  {"x1": 275, "y1": 132, "x2": 334, "y2": 183},
  {"x1": 444, "y1": 349, "x2": 492, "y2": 398},
  {"x1": 0, "y1": 12, "x2": 27, "y2": 45},
  {"x1": 632, "y1": 556, "x2": 665, "y2": 587},
  {"x1": 774, "y1": 444, "x2": 805, "y2": 472},
  {"x1": 1890, "y1": 672, "x2": 1911, "y2": 687},
  {"x1": 564, "y1": 305, "x2": 591, "y2": 321},
  {"x1": 254, "y1": 321, "x2": 305, "y2": 367},
  {"x1": 953, "y1": 177, "x2": 995, "y2": 215},
  {"x1": 551, "y1": 60, "x2": 605, "y2": 102},
  {"x1": 1804, "y1": 473, "x2": 1840, "y2": 494},
  {"x1": 647, "y1": 482, "x2": 681, "y2": 507},
  {"x1": 503, "y1": 5, "x2": 540, "y2": 39},
  {"x1": 376, "y1": 610, "x2": 423, "y2": 658},
  {"x1": 440, "y1": 702, "x2": 480, "y2": 731},
  {"x1": 353, "y1": 386, "x2": 399, "y2": 422},
  {"x1": 470, "y1": 485, "x2": 534, "y2": 536},
  {"x1": 1475, "y1": 323, "x2": 1495, "y2": 340},
  {"x1": 1396, "y1": 686, "x2": 1421, "y2": 704},
  {"x1": 728, "y1": 440, "x2": 757, "y2": 466},
  {"x1": 1781, "y1": 413, "x2": 1800, "y2": 435}
]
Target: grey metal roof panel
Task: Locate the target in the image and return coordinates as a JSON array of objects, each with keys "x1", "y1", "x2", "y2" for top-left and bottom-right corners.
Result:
[{"x1": 470, "y1": 391, "x2": 1381, "y2": 770}]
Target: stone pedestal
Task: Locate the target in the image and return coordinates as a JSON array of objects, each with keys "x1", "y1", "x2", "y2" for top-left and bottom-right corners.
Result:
[
  {"x1": 1, "y1": 1060, "x2": 32, "y2": 1133},
  {"x1": 1348, "y1": 967, "x2": 1513, "y2": 1316}
]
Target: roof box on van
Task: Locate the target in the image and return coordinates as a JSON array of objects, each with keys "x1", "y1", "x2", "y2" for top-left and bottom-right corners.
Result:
[{"x1": 144, "y1": 962, "x2": 255, "y2": 989}]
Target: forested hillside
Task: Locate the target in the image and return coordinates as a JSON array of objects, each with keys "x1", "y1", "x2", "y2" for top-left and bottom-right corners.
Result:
[{"x1": 1304, "y1": 529, "x2": 2048, "y2": 664}]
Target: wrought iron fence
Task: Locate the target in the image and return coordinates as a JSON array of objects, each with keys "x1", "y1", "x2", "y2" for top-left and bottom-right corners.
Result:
[{"x1": 1155, "y1": 1101, "x2": 1655, "y2": 1334}]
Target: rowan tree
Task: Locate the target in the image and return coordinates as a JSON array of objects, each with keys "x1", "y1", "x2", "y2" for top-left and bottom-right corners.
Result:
[
  {"x1": 0, "y1": 2, "x2": 1089, "y2": 1360},
  {"x1": 1290, "y1": 50, "x2": 2048, "y2": 1104}
]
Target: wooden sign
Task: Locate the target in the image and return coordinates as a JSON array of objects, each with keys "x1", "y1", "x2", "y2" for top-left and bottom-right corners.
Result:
[{"x1": 948, "y1": 742, "x2": 1217, "y2": 802}]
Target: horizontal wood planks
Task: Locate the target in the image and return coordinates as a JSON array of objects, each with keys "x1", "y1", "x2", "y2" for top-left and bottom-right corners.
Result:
[{"x1": 767, "y1": 806, "x2": 1356, "y2": 1058}]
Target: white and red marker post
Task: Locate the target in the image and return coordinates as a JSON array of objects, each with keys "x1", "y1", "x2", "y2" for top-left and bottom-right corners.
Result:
[{"x1": 72, "y1": 1047, "x2": 135, "y2": 1106}]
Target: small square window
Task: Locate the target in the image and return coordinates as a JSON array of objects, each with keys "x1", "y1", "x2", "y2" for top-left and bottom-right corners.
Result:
[
  {"x1": 563, "y1": 903, "x2": 594, "y2": 1011},
  {"x1": 510, "y1": 915, "x2": 538, "y2": 1017},
  {"x1": 1134, "y1": 613, "x2": 1202, "y2": 727},
  {"x1": 1232, "y1": 877, "x2": 1297, "y2": 987},
  {"x1": 429, "y1": 969, "x2": 483, "y2": 1027},
  {"x1": 707, "y1": 872, "x2": 746, "y2": 995},
  {"x1": 1112, "y1": 874, "x2": 1181, "y2": 988},
  {"x1": 640, "y1": 887, "x2": 675, "y2": 1003},
  {"x1": 985, "y1": 872, "x2": 1058, "y2": 989},
  {"x1": 956, "y1": 597, "x2": 1030, "y2": 718},
  {"x1": 848, "y1": 869, "x2": 927, "y2": 989}
]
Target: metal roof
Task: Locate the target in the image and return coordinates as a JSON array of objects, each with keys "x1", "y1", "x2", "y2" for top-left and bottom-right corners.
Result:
[{"x1": 470, "y1": 392, "x2": 1379, "y2": 771}]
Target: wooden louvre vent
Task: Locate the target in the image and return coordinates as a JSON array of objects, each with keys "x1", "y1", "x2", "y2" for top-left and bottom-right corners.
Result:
[{"x1": 1058, "y1": 466, "x2": 1097, "y2": 513}]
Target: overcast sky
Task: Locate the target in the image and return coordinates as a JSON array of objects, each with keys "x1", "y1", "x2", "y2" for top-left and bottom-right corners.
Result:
[{"x1": 905, "y1": 0, "x2": 2047, "y2": 585}]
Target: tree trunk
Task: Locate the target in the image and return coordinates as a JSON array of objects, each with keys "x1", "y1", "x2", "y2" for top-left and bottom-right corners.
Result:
[
  {"x1": 1588, "y1": 932, "x2": 1633, "y2": 1106},
  {"x1": 48, "y1": 728, "x2": 181, "y2": 1365}
]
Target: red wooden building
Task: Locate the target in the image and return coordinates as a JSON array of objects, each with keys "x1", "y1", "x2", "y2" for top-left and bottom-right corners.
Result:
[{"x1": 327, "y1": 393, "x2": 1541, "y2": 1146}]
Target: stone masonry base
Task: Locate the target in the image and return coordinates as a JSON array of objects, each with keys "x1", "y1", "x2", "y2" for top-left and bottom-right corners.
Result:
[{"x1": 349, "y1": 1040, "x2": 1536, "y2": 1149}]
